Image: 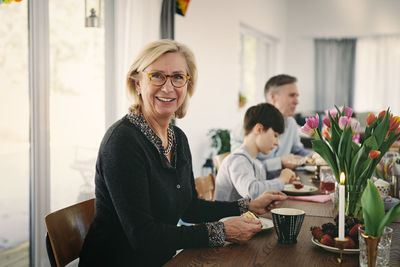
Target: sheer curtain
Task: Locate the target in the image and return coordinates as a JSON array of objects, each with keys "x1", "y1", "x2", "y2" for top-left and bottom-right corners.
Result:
[
  {"x1": 160, "y1": 0, "x2": 175, "y2": 39},
  {"x1": 354, "y1": 36, "x2": 400, "y2": 115},
  {"x1": 112, "y1": 0, "x2": 161, "y2": 123},
  {"x1": 314, "y1": 39, "x2": 356, "y2": 111}
]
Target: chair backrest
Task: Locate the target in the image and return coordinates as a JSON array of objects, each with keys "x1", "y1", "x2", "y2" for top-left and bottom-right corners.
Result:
[
  {"x1": 45, "y1": 198, "x2": 95, "y2": 267},
  {"x1": 212, "y1": 152, "x2": 230, "y2": 173},
  {"x1": 195, "y1": 173, "x2": 215, "y2": 201}
]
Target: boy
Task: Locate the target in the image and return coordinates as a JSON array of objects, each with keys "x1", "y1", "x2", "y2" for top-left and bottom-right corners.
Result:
[{"x1": 214, "y1": 103, "x2": 295, "y2": 201}]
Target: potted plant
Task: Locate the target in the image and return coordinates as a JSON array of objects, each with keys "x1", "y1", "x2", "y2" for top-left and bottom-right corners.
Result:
[
  {"x1": 360, "y1": 180, "x2": 400, "y2": 267},
  {"x1": 207, "y1": 128, "x2": 231, "y2": 156}
]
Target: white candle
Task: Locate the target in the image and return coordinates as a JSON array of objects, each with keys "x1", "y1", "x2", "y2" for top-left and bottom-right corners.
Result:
[{"x1": 338, "y1": 172, "x2": 345, "y2": 240}]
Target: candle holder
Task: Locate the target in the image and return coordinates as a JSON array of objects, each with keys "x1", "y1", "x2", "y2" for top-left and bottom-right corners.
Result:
[{"x1": 334, "y1": 238, "x2": 349, "y2": 264}]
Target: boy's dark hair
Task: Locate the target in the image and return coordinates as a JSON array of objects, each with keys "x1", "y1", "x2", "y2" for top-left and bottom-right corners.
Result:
[
  {"x1": 264, "y1": 74, "x2": 297, "y2": 101},
  {"x1": 243, "y1": 103, "x2": 284, "y2": 135}
]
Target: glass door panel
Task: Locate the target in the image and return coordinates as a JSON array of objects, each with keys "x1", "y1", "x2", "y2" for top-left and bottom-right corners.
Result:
[
  {"x1": 49, "y1": 0, "x2": 105, "y2": 211},
  {"x1": 0, "y1": 1, "x2": 30, "y2": 266}
]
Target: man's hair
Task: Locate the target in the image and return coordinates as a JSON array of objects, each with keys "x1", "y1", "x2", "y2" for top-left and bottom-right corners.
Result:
[
  {"x1": 264, "y1": 74, "x2": 297, "y2": 101},
  {"x1": 243, "y1": 103, "x2": 284, "y2": 136}
]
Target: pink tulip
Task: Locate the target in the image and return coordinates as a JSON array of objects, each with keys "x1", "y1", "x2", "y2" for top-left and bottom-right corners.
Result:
[
  {"x1": 338, "y1": 116, "x2": 351, "y2": 130},
  {"x1": 305, "y1": 114, "x2": 319, "y2": 129},
  {"x1": 301, "y1": 124, "x2": 314, "y2": 136},
  {"x1": 325, "y1": 108, "x2": 338, "y2": 119},
  {"x1": 323, "y1": 116, "x2": 331, "y2": 128},
  {"x1": 350, "y1": 119, "x2": 360, "y2": 133},
  {"x1": 353, "y1": 133, "x2": 360, "y2": 144},
  {"x1": 343, "y1": 106, "x2": 353, "y2": 118}
]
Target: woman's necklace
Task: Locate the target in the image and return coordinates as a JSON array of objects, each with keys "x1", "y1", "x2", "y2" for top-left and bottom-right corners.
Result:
[{"x1": 163, "y1": 127, "x2": 174, "y2": 155}]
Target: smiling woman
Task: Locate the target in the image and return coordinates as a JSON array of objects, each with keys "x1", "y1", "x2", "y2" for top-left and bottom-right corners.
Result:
[
  {"x1": 136, "y1": 53, "x2": 190, "y2": 125},
  {"x1": 78, "y1": 39, "x2": 287, "y2": 266},
  {"x1": 126, "y1": 40, "x2": 197, "y2": 120}
]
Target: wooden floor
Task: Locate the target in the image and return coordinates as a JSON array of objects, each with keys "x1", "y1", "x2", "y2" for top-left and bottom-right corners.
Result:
[{"x1": 0, "y1": 242, "x2": 29, "y2": 267}]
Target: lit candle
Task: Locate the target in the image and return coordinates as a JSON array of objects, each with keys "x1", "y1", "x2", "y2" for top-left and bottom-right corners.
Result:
[{"x1": 339, "y1": 172, "x2": 345, "y2": 240}]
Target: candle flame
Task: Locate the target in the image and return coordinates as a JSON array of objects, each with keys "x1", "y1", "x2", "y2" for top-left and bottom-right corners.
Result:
[{"x1": 340, "y1": 172, "x2": 345, "y2": 184}]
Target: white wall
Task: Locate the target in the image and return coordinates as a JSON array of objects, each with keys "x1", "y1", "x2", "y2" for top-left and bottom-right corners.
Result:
[
  {"x1": 175, "y1": 0, "x2": 288, "y2": 176},
  {"x1": 174, "y1": 0, "x2": 400, "y2": 176},
  {"x1": 286, "y1": 0, "x2": 400, "y2": 113}
]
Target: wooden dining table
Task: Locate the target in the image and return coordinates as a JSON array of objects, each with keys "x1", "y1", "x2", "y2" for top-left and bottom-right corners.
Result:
[{"x1": 164, "y1": 170, "x2": 400, "y2": 267}]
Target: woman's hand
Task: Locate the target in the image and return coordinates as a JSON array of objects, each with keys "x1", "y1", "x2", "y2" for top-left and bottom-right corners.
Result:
[
  {"x1": 248, "y1": 191, "x2": 288, "y2": 216},
  {"x1": 224, "y1": 217, "x2": 262, "y2": 244}
]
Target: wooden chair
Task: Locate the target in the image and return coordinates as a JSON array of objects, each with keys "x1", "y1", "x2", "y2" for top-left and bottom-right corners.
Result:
[
  {"x1": 45, "y1": 198, "x2": 95, "y2": 267},
  {"x1": 195, "y1": 173, "x2": 215, "y2": 201},
  {"x1": 212, "y1": 152, "x2": 230, "y2": 173}
]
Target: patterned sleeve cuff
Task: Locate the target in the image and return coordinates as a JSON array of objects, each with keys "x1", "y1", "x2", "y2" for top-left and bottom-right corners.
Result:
[
  {"x1": 205, "y1": 222, "x2": 225, "y2": 247},
  {"x1": 237, "y1": 197, "x2": 250, "y2": 215}
]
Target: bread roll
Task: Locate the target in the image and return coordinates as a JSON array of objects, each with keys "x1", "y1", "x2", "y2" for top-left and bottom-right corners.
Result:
[{"x1": 241, "y1": 211, "x2": 263, "y2": 228}]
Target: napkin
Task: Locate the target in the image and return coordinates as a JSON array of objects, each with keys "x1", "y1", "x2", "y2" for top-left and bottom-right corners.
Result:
[{"x1": 288, "y1": 194, "x2": 331, "y2": 203}]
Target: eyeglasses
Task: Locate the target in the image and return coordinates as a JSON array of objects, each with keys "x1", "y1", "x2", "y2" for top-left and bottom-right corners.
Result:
[{"x1": 145, "y1": 72, "x2": 190, "y2": 88}]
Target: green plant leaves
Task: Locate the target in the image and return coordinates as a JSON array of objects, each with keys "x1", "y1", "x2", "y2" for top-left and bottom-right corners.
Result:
[
  {"x1": 361, "y1": 180, "x2": 400, "y2": 237},
  {"x1": 338, "y1": 126, "x2": 353, "y2": 175},
  {"x1": 373, "y1": 109, "x2": 390, "y2": 147},
  {"x1": 378, "y1": 200, "x2": 400, "y2": 235},
  {"x1": 361, "y1": 180, "x2": 385, "y2": 236},
  {"x1": 311, "y1": 139, "x2": 338, "y2": 179},
  {"x1": 207, "y1": 129, "x2": 231, "y2": 155}
]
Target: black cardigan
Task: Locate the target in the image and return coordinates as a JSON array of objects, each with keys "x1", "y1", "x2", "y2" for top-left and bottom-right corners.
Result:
[{"x1": 79, "y1": 116, "x2": 241, "y2": 266}]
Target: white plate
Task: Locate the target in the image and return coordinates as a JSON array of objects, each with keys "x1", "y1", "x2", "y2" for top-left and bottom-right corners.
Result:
[
  {"x1": 303, "y1": 165, "x2": 317, "y2": 173},
  {"x1": 219, "y1": 216, "x2": 274, "y2": 231},
  {"x1": 311, "y1": 237, "x2": 359, "y2": 254},
  {"x1": 287, "y1": 157, "x2": 306, "y2": 166},
  {"x1": 283, "y1": 184, "x2": 318, "y2": 195}
]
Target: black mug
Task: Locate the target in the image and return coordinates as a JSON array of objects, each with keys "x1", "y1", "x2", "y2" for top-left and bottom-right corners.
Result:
[{"x1": 271, "y1": 208, "x2": 305, "y2": 244}]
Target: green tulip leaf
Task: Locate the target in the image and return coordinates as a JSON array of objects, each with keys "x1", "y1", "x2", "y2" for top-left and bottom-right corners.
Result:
[
  {"x1": 338, "y1": 127, "x2": 352, "y2": 174},
  {"x1": 351, "y1": 146, "x2": 369, "y2": 179},
  {"x1": 373, "y1": 110, "x2": 390, "y2": 146},
  {"x1": 363, "y1": 135, "x2": 378, "y2": 150},
  {"x1": 361, "y1": 180, "x2": 385, "y2": 236},
  {"x1": 378, "y1": 201, "x2": 400, "y2": 236},
  {"x1": 312, "y1": 139, "x2": 338, "y2": 178}
]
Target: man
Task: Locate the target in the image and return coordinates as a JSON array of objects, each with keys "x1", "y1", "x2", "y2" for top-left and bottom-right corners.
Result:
[{"x1": 231, "y1": 74, "x2": 310, "y2": 178}]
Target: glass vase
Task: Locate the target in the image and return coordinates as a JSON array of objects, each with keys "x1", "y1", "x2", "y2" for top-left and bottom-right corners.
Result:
[
  {"x1": 359, "y1": 226, "x2": 393, "y2": 267},
  {"x1": 345, "y1": 184, "x2": 365, "y2": 220}
]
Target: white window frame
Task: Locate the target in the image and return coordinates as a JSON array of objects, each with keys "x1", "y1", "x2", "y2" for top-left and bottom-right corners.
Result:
[{"x1": 29, "y1": 1, "x2": 50, "y2": 265}]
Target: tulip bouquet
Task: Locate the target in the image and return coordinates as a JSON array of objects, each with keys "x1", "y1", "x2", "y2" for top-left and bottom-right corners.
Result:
[{"x1": 301, "y1": 106, "x2": 400, "y2": 219}]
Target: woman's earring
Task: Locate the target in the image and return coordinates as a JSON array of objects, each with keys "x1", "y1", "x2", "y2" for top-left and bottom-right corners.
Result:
[{"x1": 137, "y1": 91, "x2": 141, "y2": 96}]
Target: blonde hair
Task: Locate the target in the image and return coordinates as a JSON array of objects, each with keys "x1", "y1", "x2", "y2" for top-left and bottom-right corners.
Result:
[{"x1": 126, "y1": 39, "x2": 197, "y2": 118}]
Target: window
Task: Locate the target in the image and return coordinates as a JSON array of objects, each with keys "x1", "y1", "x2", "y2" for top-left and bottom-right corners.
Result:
[
  {"x1": 49, "y1": 0, "x2": 105, "y2": 211},
  {"x1": 354, "y1": 36, "x2": 400, "y2": 115},
  {"x1": 0, "y1": 1, "x2": 30, "y2": 265},
  {"x1": 0, "y1": 1, "x2": 106, "y2": 265},
  {"x1": 239, "y1": 24, "x2": 277, "y2": 109}
]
